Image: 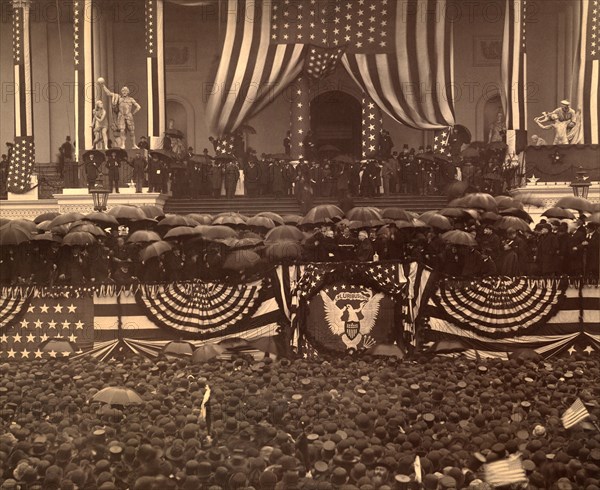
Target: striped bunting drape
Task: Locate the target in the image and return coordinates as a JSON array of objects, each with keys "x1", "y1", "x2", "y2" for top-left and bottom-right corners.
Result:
[
  {"x1": 342, "y1": 0, "x2": 455, "y2": 130},
  {"x1": 206, "y1": 0, "x2": 305, "y2": 136}
]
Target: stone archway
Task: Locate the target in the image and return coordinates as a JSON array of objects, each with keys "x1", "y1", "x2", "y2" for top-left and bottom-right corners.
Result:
[
  {"x1": 309, "y1": 91, "x2": 362, "y2": 158},
  {"x1": 475, "y1": 88, "x2": 504, "y2": 142},
  {"x1": 166, "y1": 94, "x2": 196, "y2": 150}
]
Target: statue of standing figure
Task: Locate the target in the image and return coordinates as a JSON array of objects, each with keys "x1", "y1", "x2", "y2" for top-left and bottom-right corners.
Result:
[
  {"x1": 97, "y1": 78, "x2": 141, "y2": 149},
  {"x1": 91, "y1": 100, "x2": 108, "y2": 149},
  {"x1": 534, "y1": 99, "x2": 581, "y2": 145}
]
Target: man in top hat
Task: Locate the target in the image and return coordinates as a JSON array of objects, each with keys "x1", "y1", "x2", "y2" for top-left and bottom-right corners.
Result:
[
  {"x1": 130, "y1": 151, "x2": 147, "y2": 193},
  {"x1": 105, "y1": 150, "x2": 121, "y2": 193},
  {"x1": 85, "y1": 152, "x2": 101, "y2": 191}
]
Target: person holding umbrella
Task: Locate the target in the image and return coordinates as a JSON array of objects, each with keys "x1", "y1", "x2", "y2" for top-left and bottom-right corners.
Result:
[
  {"x1": 85, "y1": 152, "x2": 102, "y2": 191},
  {"x1": 105, "y1": 150, "x2": 121, "y2": 193},
  {"x1": 147, "y1": 154, "x2": 162, "y2": 193},
  {"x1": 129, "y1": 151, "x2": 147, "y2": 193}
]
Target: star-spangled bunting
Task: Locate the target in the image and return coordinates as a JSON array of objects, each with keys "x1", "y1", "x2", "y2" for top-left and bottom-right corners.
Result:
[
  {"x1": 433, "y1": 127, "x2": 452, "y2": 158},
  {"x1": 304, "y1": 44, "x2": 345, "y2": 80},
  {"x1": 362, "y1": 97, "x2": 382, "y2": 158},
  {"x1": 7, "y1": 137, "x2": 35, "y2": 192},
  {"x1": 216, "y1": 135, "x2": 235, "y2": 156},
  {"x1": 0, "y1": 297, "x2": 93, "y2": 360}
]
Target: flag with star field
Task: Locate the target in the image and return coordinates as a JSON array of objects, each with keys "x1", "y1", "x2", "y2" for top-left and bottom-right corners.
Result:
[
  {"x1": 0, "y1": 296, "x2": 94, "y2": 360},
  {"x1": 207, "y1": 0, "x2": 455, "y2": 136}
]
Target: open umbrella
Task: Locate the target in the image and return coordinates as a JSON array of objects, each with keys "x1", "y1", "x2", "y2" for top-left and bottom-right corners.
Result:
[
  {"x1": 34, "y1": 212, "x2": 60, "y2": 224},
  {"x1": 127, "y1": 230, "x2": 161, "y2": 243},
  {"x1": 460, "y1": 193, "x2": 498, "y2": 212},
  {"x1": 140, "y1": 205, "x2": 165, "y2": 220},
  {"x1": 36, "y1": 220, "x2": 53, "y2": 232},
  {"x1": 499, "y1": 208, "x2": 533, "y2": 223},
  {"x1": 481, "y1": 212, "x2": 501, "y2": 222},
  {"x1": 439, "y1": 208, "x2": 471, "y2": 219},
  {"x1": 108, "y1": 205, "x2": 147, "y2": 222},
  {"x1": 84, "y1": 212, "x2": 119, "y2": 227},
  {"x1": 82, "y1": 149, "x2": 106, "y2": 164},
  {"x1": 495, "y1": 216, "x2": 531, "y2": 232},
  {"x1": 366, "y1": 344, "x2": 405, "y2": 359},
  {"x1": 222, "y1": 249, "x2": 262, "y2": 271},
  {"x1": 92, "y1": 387, "x2": 143, "y2": 406},
  {"x1": 218, "y1": 237, "x2": 263, "y2": 250},
  {"x1": 49, "y1": 212, "x2": 85, "y2": 228},
  {"x1": 192, "y1": 344, "x2": 226, "y2": 363},
  {"x1": 495, "y1": 196, "x2": 524, "y2": 211},
  {"x1": 157, "y1": 214, "x2": 199, "y2": 228},
  {"x1": 555, "y1": 196, "x2": 595, "y2": 213},
  {"x1": 162, "y1": 340, "x2": 194, "y2": 357},
  {"x1": 419, "y1": 213, "x2": 452, "y2": 231},
  {"x1": 39, "y1": 338, "x2": 77, "y2": 357},
  {"x1": 104, "y1": 148, "x2": 128, "y2": 161},
  {"x1": 69, "y1": 223, "x2": 106, "y2": 237},
  {"x1": 31, "y1": 232, "x2": 62, "y2": 244},
  {"x1": 453, "y1": 124, "x2": 472, "y2": 145},
  {"x1": 346, "y1": 207, "x2": 382, "y2": 222},
  {"x1": 441, "y1": 230, "x2": 477, "y2": 247},
  {"x1": 381, "y1": 208, "x2": 413, "y2": 222},
  {"x1": 139, "y1": 241, "x2": 172, "y2": 262},
  {"x1": 446, "y1": 181, "x2": 470, "y2": 200},
  {"x1": 461, "y1": 147, "x2": 480, "y2": 159},
  {"x1": 589, "y1": 212, "x2": 600, "y2": 225},
  {"x1": 213, "y1": 212, "x2": 247, "y2": 227},
  {"x1": 299, "y1": 204, "x2": 343, "y2": 226},
  {"x1": 255, "y1": 212, "x2": 285, "y2": 226},
  {"x1": 265, "y1": 225, "x2": 305, "y2": 242},
  {"x1": 542, "y1": 207, "x2": 576, "y2": 219},
  {"x1": 164, "y1": 226, "x2": 199, "y2": 240},
  {"x1": 8, "y1": 219, "x2": 37, "y2": 234},
  {"x1": 246, "y1": 216, "x2": 276, "y2": 230},
  {"x1": 187, "y1": 213, "x2": 213, "y2": 225},
  {"x1": 265, "y1": 240, "x2": 304, "y2": 261},
  {"x1": 249, "y1": 336, "x2": 286, "y2": 356},
  {"x1": 202, "y1": 225, "x2": 238, "y2": 241},
  {"x1": 61, "y1": 231, "x2": 97, "y2": 247},
  {"x1": 0, "y1": 223, "x2": 32, "y2": 246},
  {"x1": 282, "y1": 214, "x2": 303, "y2": 225}
]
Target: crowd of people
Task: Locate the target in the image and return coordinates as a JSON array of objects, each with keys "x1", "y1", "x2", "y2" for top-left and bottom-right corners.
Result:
[
  {"x1": 0, "y1": 352, "x2": 599, "y2": 489},
  {"x1": 1, "y1": 207, "x2": 598, "y2": 287}
]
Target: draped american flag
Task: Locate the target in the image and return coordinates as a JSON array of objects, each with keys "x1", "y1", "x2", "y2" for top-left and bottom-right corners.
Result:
[
  {"x1": 433, "y1": 127, "x2": 452, "y2": 158},
  {"x1": 146, "y1": 0, "x2": 166, "y2": 149},
  {"x1": 562, "y1": 398, "x2": 591, "y2": 429},
  {"x1": 207, "y1": 0, "x2": 455, "y2": 136},
  {"x1": 484, "y1": 454, "x2": 527, "y2": 487},
  {"x1": 575, "y1": 0, "x2": 600, "y2": 144},
  {"x1": 8, "y1": 1, "x2": 35, "y2": 193}
]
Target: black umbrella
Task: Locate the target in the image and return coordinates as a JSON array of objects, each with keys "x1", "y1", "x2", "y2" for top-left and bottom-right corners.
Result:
[
  {"x1": 82, "y1": 149, "x2": 106, "y2": 163},
  {"x1": 453, "y1": 124, "x2": 472, "y2": 145},
  {"x1": 105, "y1": 148, "x2": 128, "y2": 161},
  {"x1": 34, "y1": 212, "x2": 60, "y2": 224}
]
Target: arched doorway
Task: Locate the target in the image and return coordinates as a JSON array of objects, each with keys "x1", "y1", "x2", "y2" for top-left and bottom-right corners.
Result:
[
  {"x1": 310, "y1": 91, "x2": 362, "y2": 158},
  {"x1": 483, "y1": 95, "x2": 504, "y2": 143}
]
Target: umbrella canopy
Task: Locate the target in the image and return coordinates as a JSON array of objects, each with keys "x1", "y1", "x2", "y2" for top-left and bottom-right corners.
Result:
[
  {"x1": 495, "y1": 196, "x2": 524, "y2": 210},
  {"x1": 157, "y1": 214, "x2": 199, "y2": 228},
  {"x1": 222, "y1": 249, "x2": 262, "y2": 271},
  {"x1": 139, "y1": 241, "x2": 172, "y2": 262},
  {"x1": 218, "y1": 237, "x2": 263, "y2": 250},
  {"x1": 589, "y1": 212, "x2": 600, "y2": 225},
  {"x1": 104, "y1": 148, "x2": 128, "y2": 161},
  {"x1": 8, "y1": 219, "x2": 37, "y2": 234},
  {"x1": 0, "y1": 222, "x2": 32, "y2": 246},
  {"x1": 246, "y1": 216, "x2": 276, "y2": 230},
  {"x1": 213, "y1": 213, "x2": 247, "y2": 227},
  {"x1": 461, "y1": 147, "x2": 480, "y2": 159},
  {"x1": 299, "y1": 204, "x2": 343, "y2": 226},
  {"x1": 82, "y1": 149, "x2": 106, "y2": 163},
  {"x1": 92, "y1": 387, "x2": 144, "y2": 406},
  {"x1": 453, "y1": 124, "x2": 472, "y2": 145},
  {"x1": 34, "y1": 212, "x2": 60, "y2": 224},
  {"x1": 164, "y1": 226, "x2": 199, "y2": 240},
  {"x1": 62, "y1": 231, "x2": 97, "y2": 247},
  {"x1": 192, "y1": 344, "x2": 226, "y2": 363},
  {"x1": 265, "y1": 240, "x2": 304, "y2": 261},
  {"x1": 39, "y1": 338, "x2": 77, "y2": 356},
  {"x1": 282, "y1": 214, "x2": 303, "y2": 225},
  {"x1": 162, "y1": 340, "x2": 194, "y2": 357},
  {"x1": 441, "y1": 230, "x2": 477, "y2": 247},
  {"x1": 446, "y1": 180, "x2": 470, "y2": 200},
  {"x1": 555, "y1": 196, "x2": 595, "y2": 213},
  {"x1": 265, "y1": 225, "x2": 305, "y2": 242},
  {"x1": 49, "y1": 212, "x2": 85, "y2": 228},
  {"x1": 366, "y1": 344, "x2": 405, "y2": 359},
  {"x1": 83, "y1": 212, "x2": 119, "y2": 227},
  {"x1": 69, "y1": 223, "x2": 106, "y2": 237},
  {"x1": 499, "y1": 208, "x2": 533, "y2": 223},
  {"x1": 346, "y1": 207, "x2": 382, "y2": 222},
  {"x1": 31, "y1": 232, "x2": 62, "y2": 244},
  {"x1": 201, "y1": 225, "x2": 238, "y2": 241},
  {"x1": 255, "y1": 211, "x2": 285, "y2": 226},
  {"x1": 481, "y1": 212, "x2": 501, "y2": 222},
  {"x1": 187, "y1": 213, "x2": 213, "y2": 225},
  {"x1": 381, "y1": 208, "x2": 413, "y2": 221},
  {"x1": 140, "y1": 205, "x2": 166, "y2": 220},
  {"x1": 439, "y1": 208, "x2": 471, "y2": 219},
  {"x1": 249, "y1": 336, "x2": 286, "y2": 356},
  {"x1": 460, "y1": 193, "x2": 498, "y2": 212},
  {"x1": 541, "y1": 207, "x2": 576, "y2": 219},
  {"x1": 36, "y1": 220, "x2": 53, "y2": 232},
  {"x1": 108, "y1": 205, "x2": 147, "y2": 222},
  {"x1": 495, "y1": 216, "x2": 531, "y2": 232},
  {"x1": 419, "y1": 213, "x2": 452, "y2": 231},
  {"x1": 128, "y1": 230, "x2": 161, "y2": 243}
]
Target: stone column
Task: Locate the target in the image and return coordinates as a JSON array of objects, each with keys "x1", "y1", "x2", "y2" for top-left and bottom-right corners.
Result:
[
  {"x1": 289, "y1": 76, "x2": 311, "y2": 160},
  {"x1": 361, "y1": 96, "x2": 382, "y2": 159}
]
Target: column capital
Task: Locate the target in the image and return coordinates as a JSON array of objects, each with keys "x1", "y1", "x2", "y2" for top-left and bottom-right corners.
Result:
[{"x1": 12, "y1": 0, "x2": 32, "y2": 10}]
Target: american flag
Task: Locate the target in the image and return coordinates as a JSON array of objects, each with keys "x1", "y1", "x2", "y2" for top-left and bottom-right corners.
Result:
[
  {"x1": 8, "y1": 1, "x2": 35, "y2": 193},
  {"x1": 73, "y1": 0, "x2": 94, "y2": 156},
  {"x1": 0, "y1": 296, "x2": 94, "y2": 360},
  {"x1": 207, "y1": 0, "x2": 454, "y2": 136},
  {"x1": 146, "y1": 0, "x2": 166, "y2": 149},
  {"x1": 362, "y1": 97, "x2": 382, "y2": 158},
  {"x1": 304, "y1": 44, "x2": 345, "y2": 80},
  {"x1": 562, "y1": 398, "x2": 591, "y2": 429},
  {"x1": 484, "y1": 454, "x2": 527, "y2": 487},
  {"x1": 216, "y1": 135, "x2": 236, "y2": 155},
  {"x1": 433, "y1": 127, "x2": 452, "y2": 158},
  {"x1": 575, "y1": 0, "x2": 600, "y2": 144}
]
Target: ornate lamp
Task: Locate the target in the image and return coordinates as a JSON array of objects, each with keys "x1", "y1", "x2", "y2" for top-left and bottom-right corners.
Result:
[
  {"x1": 90, "y1": 181, "x2": 110, "y2": 212},
  {"x1": 570, "y1": 167, "x2": 591, "y2": 199}
]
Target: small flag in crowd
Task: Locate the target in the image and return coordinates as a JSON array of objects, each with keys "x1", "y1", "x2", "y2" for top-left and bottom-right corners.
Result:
[
  {"x1": 562, "y1": 398, "x2": 591, "y2": 429},
  {"x1": 414, "y1": 455, "x2": 422, "y2": 484},
  {"x1": 484, "y1": 454, "x2": 527, "y2": 487},
  {"x1": 200, "y1": 384, "x2": 212, "y2": 432},
  {"x1": 0, "y1": 297, "x2": 93, "y2": 359}
]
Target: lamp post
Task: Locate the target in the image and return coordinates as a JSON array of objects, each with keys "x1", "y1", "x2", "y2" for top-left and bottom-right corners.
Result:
[
  {"x1": 90, "y1": 180, "x2": 110, "y2": 212},
  {"x1": 570, "y1": 167, "x2": 591, "y2": 199}
]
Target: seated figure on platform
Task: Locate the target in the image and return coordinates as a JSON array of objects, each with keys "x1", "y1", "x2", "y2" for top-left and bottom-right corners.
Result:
[{"x1": 98, "y1": 78, "x2": 141, "y2": 150}]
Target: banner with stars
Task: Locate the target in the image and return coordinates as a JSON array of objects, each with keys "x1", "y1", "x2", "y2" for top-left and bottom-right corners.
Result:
[
  {"x1": 146, "y1": 0, "x2": 166, "y2": 150},
  {"x1": 361, "y1": 96, "x2": 382, "y2": 159},
  {"x1": 290, "y1": 76, "x2": 310, "y2": 160},
  {"x1": 0, "y1": 296, "x2": 94, "y2": 360},
  {"x1": 8, "y1": 0, "x2": 35, "y2": 193}
]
